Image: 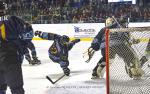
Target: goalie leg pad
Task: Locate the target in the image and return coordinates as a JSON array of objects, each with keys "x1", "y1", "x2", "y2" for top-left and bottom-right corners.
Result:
[
  {"x1": 96, "y1": 65, "x2": 105, "y2": 78},
  {"x1": 129, "y1": 67, "x2": 144, "y2": 79},
  {"x1": 125, "y1": 59, "x2": 145, "y2": 79}
]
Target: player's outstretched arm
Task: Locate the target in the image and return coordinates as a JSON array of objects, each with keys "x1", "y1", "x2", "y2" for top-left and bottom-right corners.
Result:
[
  {"x1": 71, "y1": 39, "x2": 81, "y2": 44},
  {"x1": 67, "y1": 39, "x2": 81, "y2": 50},
  {"x1": 34, "y1": 31, "x2": 60, "y2": 40}
]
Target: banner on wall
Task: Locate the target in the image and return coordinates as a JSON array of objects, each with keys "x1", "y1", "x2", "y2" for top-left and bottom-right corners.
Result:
[
  {"x1": 32, "y1": 23, "x2": 104, "y2": 39},
  {"x1": 32, "y1": 22, "x2": 150, "y2": 41},
  {"x1": 72, "y1": 25, "x2": 98, "y2": 38}
]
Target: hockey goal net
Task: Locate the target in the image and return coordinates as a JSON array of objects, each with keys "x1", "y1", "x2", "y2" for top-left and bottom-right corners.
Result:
[{"x1": 105, "y1": 27, "x2": 150, "y2": 94}]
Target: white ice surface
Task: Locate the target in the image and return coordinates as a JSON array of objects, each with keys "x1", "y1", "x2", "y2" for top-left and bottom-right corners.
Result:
[{"x1": 6, "y1": 41, "x2": 106, "y2": 94}]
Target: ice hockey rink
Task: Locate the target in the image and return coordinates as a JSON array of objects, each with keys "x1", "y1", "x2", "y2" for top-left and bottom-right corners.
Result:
[
  {"x1": 6, "y1": 23, "x2": 150, "y2": 94},
  {"x1": 6, "y1": 40, "x2": 106, "y2": 94}
]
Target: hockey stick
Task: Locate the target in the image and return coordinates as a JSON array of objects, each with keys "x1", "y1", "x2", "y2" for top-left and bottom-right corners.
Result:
[{"x1": 46, "y1": 74, "x2": 66, "y2": 84}]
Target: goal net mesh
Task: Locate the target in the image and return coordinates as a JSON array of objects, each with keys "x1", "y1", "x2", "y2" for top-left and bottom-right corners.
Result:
[{"x1": 105, "y1": 27, "x2": 150, "y2": 94}]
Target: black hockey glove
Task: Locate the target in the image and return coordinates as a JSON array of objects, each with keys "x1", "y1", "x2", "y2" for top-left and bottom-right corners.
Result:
[
  {"x1": 35, "y1": 31, "x2": 42, "y2": 37},
  {"x1": 74, "y1": 39, "x2": 81, "y2": 43}
]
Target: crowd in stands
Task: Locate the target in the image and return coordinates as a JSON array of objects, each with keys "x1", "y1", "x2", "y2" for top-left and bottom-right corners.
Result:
[{"x1": 5, "y1": 0, "x2": 150, "y2": 24}]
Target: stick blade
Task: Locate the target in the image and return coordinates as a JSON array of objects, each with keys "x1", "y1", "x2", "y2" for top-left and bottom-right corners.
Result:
[{"x1": 46, "y1": 76, "x2": 55, "y2": 84}]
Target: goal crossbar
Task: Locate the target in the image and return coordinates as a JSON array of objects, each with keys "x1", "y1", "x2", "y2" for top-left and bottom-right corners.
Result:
[{"x1": 109, "y1": 27, "x2": 150, "y2": 32}]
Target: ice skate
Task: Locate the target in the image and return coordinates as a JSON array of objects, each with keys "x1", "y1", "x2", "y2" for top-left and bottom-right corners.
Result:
[
  {"x1": 97, "y1": 66, "x2": 105, "y2": 78},
  {"x1": 28, "y1": 59, "x2": 33, "y2": 65},
  {"x1": 91, "y1": 66, "x2": 104, "y2": 79},
  {"x1": 63, "y1": 68, "x2": 70, "y2": 76},
  {"x1": 91, "y1": 70, "x2": 99, "y2": 79},
  {"x1": 130, "y1": 68, "x2": 144, "y2": 79},
  {"x1": 30, "y1": 57, "x2": 41, "y2": 65},
  {"x1": 128, "y1": 67, "x2": 145, "y2": 79}
]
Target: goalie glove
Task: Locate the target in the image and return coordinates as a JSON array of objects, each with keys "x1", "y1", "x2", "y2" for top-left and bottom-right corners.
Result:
[
  {"x1": 129, "y1": 38, "x2": 140, "y2": 45},
  {"x1": 83, "y1": 47, "x2": 95, "y2": 63},
  {"x1": 132, "y1": 39, "x2": 140, "y2": 44},
  {"x1": 35, "y1": 31, "x2": 42, "y2": 37}
]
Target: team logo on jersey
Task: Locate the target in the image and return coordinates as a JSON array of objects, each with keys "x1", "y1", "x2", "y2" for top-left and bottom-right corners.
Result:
[{"x1": 50, "y1": 46, "x2": 58, "y2": 54}]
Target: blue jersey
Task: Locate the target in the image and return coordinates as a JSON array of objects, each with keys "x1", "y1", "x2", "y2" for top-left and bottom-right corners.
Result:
[
  {"x1": 0, "y1": 16, "x2": 33, "y2": 63},
  {"x1": 39, "y1": 32, "x2": 80, "y2": 62},
  {"x1": 0, "y1": 16, "x2": 33, "y2": 41},
  {"x1": 91, "y1": 23, "x2": 129, "y2": 50}
]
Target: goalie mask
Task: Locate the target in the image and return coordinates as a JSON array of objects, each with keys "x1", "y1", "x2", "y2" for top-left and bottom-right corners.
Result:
[{"x1": 105, "y1": 17, "x2": 114, "y2": 26}]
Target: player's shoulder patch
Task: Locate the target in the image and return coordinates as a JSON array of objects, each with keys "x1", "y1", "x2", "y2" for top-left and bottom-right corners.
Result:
[{"x1": 0, "y1": 21, "x2": 6, "y2": 40}]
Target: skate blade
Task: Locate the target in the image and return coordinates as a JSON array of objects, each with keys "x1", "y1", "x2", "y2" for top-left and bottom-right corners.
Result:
[{"x1": 91, "y1": 76, "x2": 103, "y2": 79}]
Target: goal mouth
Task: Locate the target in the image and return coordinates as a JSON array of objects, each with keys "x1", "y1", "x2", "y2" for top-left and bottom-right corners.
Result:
[{"x1": 105, "y1": 27, "x2": 150, "y2": 94}]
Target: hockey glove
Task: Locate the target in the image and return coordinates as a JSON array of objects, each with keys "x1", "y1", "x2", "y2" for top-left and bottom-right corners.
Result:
[
  {"x1": 72, "y1": 39, "x2": 81, "y2": 44},
  {"x1": 35, "y1": 31, "x2": 42, "y2": 37},
  {"x1": 132, "y1": 39, "x2": 140, "y2": 44}
]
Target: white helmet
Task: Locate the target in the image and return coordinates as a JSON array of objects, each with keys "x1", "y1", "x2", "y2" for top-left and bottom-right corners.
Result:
[{"x1": 105, "y1": 17, "x2": 114, "y2": 26}]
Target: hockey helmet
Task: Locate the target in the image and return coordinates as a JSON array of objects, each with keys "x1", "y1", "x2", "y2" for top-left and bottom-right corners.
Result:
[
  {"x1": 0, "y1": 1, "x2": 7, "y2": 16},
  {"x1": 61, "y1": 35, "x2": 69, "y2": 42},
  {"x1": 60, "y1": 35, "x2": 69, "y2": 45},
  {"x1": 105, "y1": 17, "x2": 114, "y2": 26}
]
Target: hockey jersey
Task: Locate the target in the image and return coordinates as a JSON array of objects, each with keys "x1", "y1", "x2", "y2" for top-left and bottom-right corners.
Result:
[
  {"x1": 0, "y1": 16, "x2": 33, "y2": 63},
  {"x1": 91, "y1": 23, "x2": 130, "y2": 50},
  {"x1": 39, "y1": 32, "x2": 80, "y2": 62}
]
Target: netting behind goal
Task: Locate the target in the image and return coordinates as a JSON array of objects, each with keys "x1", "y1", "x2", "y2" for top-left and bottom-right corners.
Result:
[{"x1": 105, "y1": 27, "x2": 150, "y2": 94}]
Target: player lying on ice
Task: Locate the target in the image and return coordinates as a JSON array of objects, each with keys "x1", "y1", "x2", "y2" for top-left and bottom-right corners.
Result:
[
  {"x1": 84, "y1": 16, "x2": 144, "y2": 79},
  {"x1": 34, "y1": 31, "x2": 80, "y2": 76}
]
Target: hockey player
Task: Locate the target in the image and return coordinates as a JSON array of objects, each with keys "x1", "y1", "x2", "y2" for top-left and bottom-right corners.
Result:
[
  {"x1": 0, "y1": 1, "x2": 33, "y2": 94},
  {"x1": 34, "y1": 31, "x2": 80, "y2": 76},
  {"x1": 23, "y1": 23, "x2": 41, "y2": 65},
  {"x1": 84, "y1": 17, "x2": 120, "y2": 79},
  {"x1": 85, "y1": 17, "x2": 144, "y2": 79}
]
